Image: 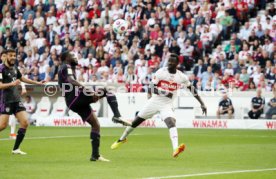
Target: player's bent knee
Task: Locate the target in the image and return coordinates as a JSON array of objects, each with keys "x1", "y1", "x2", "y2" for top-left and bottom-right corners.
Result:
[
  {"x1": 20, "y1": 120, "x2": 29, "y2": 128},
  {"x1": 164, "y1": 117, "x2": 176, "y2": 128}
]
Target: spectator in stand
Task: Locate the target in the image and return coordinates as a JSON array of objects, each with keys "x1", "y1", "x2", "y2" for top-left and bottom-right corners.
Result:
[
  {"x1": 248, "y1": 89, "x2": 265, "y2": 119},
  {"x1": 97, "y1": 60, "x2": 109, "y2": 75},
  {"x1": 201, "y1": 66, "x2": 214, "y2": 89},
  {"x1": 240, "y1": 67, "x2": 250, "y2": 86},
  {"x1": 266, "y1": 91, "x2": 276, "y2": 119},
  {"x1": 230, "y1": 73, "x2": 243, "y2": 91},
  {"x1": 256, "y1": 24, "x2": 265, "y2": 38},
  {"x1": 265, "y1": 61, "x2": 275, "y2": 85},
  {"x1": 125, "y1": 66, "x2": 137, "y2": 85},
  {"x1": 193, "y1": 59, "x2": 207, "y2": 79},
  {"x1": 224, "y1": 63, "x2": 234, "y2": 76},
  {"x1": 217, "y1": 92, "x2": 234, "y2": 119},
  {"x1": 234, "y1": 0, "x2": 249, "y2": 24},
  {"x1": 224, "y1": 39, "x2": 240, "y2": 55},
  {"x1": 220, "y1": 11, "x2": 233, "y2": 39},
  {"x1": 252, "y1": 66, "x2": 264, "y2": 86}
]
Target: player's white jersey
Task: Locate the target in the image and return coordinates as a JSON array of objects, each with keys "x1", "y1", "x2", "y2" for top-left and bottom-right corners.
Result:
[
  {"x1": 152, "y1": 67, "x2": 191, "y2": 101},
  {"x1": 138, "y1": 68, "x2": 191, "y2": 120}
]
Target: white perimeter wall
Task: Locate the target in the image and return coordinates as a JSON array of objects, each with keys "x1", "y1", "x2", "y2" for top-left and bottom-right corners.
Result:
[{"x1": 36, "y1": 91, "x2": 276, "y2": 130}]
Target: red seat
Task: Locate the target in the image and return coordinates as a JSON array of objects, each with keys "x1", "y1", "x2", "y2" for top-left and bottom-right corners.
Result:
[{"x1": 126, "y1": 84, "x2": 143, "y2": 92}]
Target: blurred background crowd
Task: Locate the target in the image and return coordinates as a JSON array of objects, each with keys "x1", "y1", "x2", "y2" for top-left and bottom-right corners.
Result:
[{"x1": 0, "y1": 0, "x2": 275, "y2": 92}]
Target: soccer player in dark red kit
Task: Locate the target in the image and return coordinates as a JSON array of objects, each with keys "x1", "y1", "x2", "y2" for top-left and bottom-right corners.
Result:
[
  {"x1": 0, "y1": 49, "x2": 46, "y2": 154},
  {"x1": 58, "y1": 51, "x2": 129, "y2": 162}
]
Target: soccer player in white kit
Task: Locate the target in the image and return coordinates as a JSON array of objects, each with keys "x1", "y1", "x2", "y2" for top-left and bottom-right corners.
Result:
[{"x1": 111, "y1": 54, "x2": 207, "y2": 157}]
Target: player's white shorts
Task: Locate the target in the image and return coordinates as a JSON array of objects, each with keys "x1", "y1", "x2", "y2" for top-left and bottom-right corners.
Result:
[{"x1": 138, "y1": 95, "x2": 175, "y2": 120}]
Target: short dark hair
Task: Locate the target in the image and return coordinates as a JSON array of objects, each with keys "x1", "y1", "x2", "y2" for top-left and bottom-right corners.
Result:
[
  {"x1": 5, "y1": 48, "x2": 16, "y2": 53},
  {"x1": 170, "y1": 53, "x2": 179, "y2": 63},
  {"x1": 60, "y1": 51, "x2": 70, "y2": 61}
]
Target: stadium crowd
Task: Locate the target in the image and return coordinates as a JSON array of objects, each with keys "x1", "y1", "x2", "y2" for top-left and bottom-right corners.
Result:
[{"x1": 0, "y1": 0, "x2": 275, "y2": 92}]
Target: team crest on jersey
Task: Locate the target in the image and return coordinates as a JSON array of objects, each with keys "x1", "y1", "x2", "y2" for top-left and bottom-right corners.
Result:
[
  {"x1": 19, "y1": 102, "x2": 24, "y2": 107},
  {"x1": 5, "y1": 107, "x2": 10, "y2": 113}
]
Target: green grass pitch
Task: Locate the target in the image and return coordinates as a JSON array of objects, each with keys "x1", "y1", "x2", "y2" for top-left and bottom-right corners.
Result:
[{"x1": 0, "y1": 127, "x2": 276, "y2": 179}]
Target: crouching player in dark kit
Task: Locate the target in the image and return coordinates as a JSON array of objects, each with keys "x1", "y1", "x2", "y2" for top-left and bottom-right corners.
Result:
[
  {"x1": 58, "y1": 51, "x2": 130, "y2": 162},
  {"x1": 0, "y1": 49, "x2": 45, "y2": 154}
]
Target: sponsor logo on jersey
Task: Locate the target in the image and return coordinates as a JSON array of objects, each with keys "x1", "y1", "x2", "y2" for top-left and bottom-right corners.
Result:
[
  {"x1": 157, "y1": 80, "x2": 179, "y2": 91},
  {"x1": 5, "y1": 107, "x2": 10, "y2": 113}
]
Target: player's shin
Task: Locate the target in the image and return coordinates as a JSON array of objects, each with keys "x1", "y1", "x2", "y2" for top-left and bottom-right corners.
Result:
[
  {"x1": 119, "y1": 126, "x2": 134, "y2": 141},
  {"x1": 13, "y1": 128, "x2": 26, "y2": 150},
  {"x1": 9, "y1": 117, "x2": 16, "y2": 138},
  {"x1": 119, "y1": 117, "x2": 145, "y2": 141},
  {"x1": 90, "y1": 131, "x2": 100, "y2": 159},
  {"x1": 169, "y1": 127, "x2": 179, "y2": 150},
  {"x1": 164, "y1": 118, "x2": 178, "y2": 150},
  {"x1": 106, "y1": 93, "x2": 121, "y2": 117}
]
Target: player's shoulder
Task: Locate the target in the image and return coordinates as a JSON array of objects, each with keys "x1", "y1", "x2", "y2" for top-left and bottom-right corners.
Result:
[
  {"x1": 176, "y1": 69, "x2": 189, "y2": 79},
  {"x1": 59, "y1": 64, "x2": 70, "y2": 70},
  {"x1": 155, "y1": 67, "x2": 168, "y2": 75},
  {"x1": 219, "y1": 98, "x2": 224, "y2": 103}
]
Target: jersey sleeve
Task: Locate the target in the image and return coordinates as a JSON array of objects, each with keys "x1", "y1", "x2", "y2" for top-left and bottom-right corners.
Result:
[
  {"x1": 218, "y1": 100, "x2": 223, "y2": 107},
  {"x1": 151, "y1": 69, "x2": 162, "y2": 85},
  {"x1": 16, "y1": 68, "x2": 22, "y2": 79},
  {"x1": 181, "y1": 73, "x2": 191, "y2": 87}
]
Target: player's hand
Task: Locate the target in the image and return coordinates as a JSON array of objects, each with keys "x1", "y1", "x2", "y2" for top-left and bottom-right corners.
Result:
[
  {"x1": 201, "y1": 105, "x2": 207, "y2": 116},
  {"x1": 38, "y1": 80, "x2": 47, "y2": 85},
  {"x1": 12, "y1": 79, "x2": 21, "y2": 87},
  {"x1": 21, "y1": 88, "x2": 27, "y2": 95}
]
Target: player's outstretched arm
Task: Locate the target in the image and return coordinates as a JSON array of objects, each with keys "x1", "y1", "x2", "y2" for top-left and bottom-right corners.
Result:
[
  {"x1": 20, "y1": 77, "x2": 46, "y2": 85},
  {"x1": 187, "y1": 85, "x2": 207, "y2": 115},
  {"x1": 0, "y1": 80, "x2": 21, "y2": 89}
]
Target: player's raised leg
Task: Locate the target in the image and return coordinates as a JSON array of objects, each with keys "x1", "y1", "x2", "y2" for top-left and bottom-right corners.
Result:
[
  {"x1": 111, "y1": 116, "x2": 145, "y2": 149},
  {"x1": 86, "y1": 87, "x2": 131, "y2": 126},
  {"x1": 106, "y1": 92, "x2": 131, "y2": 126},
  {"x1": 96, "y1": 88, "x2": 131, "y2": 126},
  {"x1": 12, "y1": 111, "x2": 29, "y2": 155},
  {"x1": 111, "y1": 102, "x2": 158, "y2": 149}
]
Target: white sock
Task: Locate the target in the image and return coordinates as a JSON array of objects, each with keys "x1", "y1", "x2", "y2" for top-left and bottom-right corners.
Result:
[
  {"x1": 10, "y1": 117, "x2": 16, "y2": 134},
  {"x1": 119, "y1": 126, "x2": 134, "y2": 141},
  {"x1": 169, "y1": 127, "x2": 179, "y2": 150}
]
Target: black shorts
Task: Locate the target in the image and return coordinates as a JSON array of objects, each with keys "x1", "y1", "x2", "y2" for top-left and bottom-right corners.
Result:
[
  {"x1": 0, "y1": 102, "x2": 26, "y2": 115},
  {"x1": 66, "y1": 91, "x2": 94, "y2": 121}
]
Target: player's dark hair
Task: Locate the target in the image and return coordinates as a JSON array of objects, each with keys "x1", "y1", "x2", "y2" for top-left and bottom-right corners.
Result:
[
  {"x1": 5, "y1": 49, "x2": 16, "y2": 53},
  {"x1": 60, "y1": 51, "x2": 70, "y2": 62},
  {"x1": 170, "y1": 53, "x2": 179, "y2": 63}
]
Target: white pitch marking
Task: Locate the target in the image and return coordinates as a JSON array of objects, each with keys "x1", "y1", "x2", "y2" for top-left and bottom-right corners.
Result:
[
  {"x1": 0, "y1": 134, "x2": 142, "y2": 141},
  {"x1": 143, "y1": 168, "x2": 276, "y2": 179}
]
